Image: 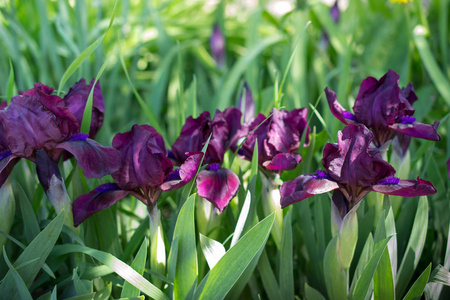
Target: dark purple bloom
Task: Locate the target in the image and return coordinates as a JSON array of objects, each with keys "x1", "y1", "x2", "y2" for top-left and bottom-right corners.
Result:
[
  {"x1": 237, "y1": 108, "x2": 310, "y2": 173},
  {"x1": 72, "y1": 125, "x2": 202, "y2": 226},
  {"x1": 280, "y1": 124, "x2": 436, "y2": 216},
  {"x1": 0, "y1": 83, "x2": 120, "y2": 196},
  {"x1": 325, "y1": 69, "x2": 440, "y2": 148},
  {"x1": 210, "y1": 23, "x2": 226, "y2": 68},
  {"x1": 63, "y1": 78, "x2": 105, "y2": 139},
  {"x1": 171, "y1": 110, "x2": 241, "y2": 212}
]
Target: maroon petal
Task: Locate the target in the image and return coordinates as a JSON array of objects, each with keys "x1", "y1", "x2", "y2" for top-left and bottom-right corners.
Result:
[
  {"x1": 372, "y1": 176, "x2": 436, "y2": 197},
  {"x1": 196, "y1": 165, "x2": 240, "y2": 212},
  {"x1": 262, "y1": 152, "x2": 302, "y2": 171},
  {"x1": 0, "y1": 151, "x2": 19, "y2": 188},
  {"x1": 64, "y1": 78, "x2": 105, "y2": 138},
  {"x1": 280, "y1": 171, "x2": 339, "y2": 208},
  {"x1": 56, "y1": 136, "x2": 121, "y2": 178},
  {"x1": 160, "y1": 152, "x2": 203, "y2": 191},
  {"x1": 72, "y1": 183, "x2": 129, "y2": 227},
  {"x1": 389, "y1": 121, "x2": 440, "y2": 141},
  {"x1": 35, "y1": 149, "x2": 61, "y2": 192},
  {"x1": 325, "y1": 87, "x2": 356, "y2": 125},
  {"x1": 112, "y1": 125, "x2": 172, "y2": 191}
]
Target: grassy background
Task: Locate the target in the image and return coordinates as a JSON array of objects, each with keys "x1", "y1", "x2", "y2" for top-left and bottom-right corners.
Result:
[{"x1": 0, "y1": 0, "x2": 449, "y2": 299}]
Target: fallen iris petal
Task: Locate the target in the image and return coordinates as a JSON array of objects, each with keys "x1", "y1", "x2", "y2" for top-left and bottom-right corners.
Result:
[
  {"x1": 72, "y1": 183, "x2": 129, "y2": 227},
  {"x1": 196, "y1": 166, "x2": 240, "y2": 212},
  {"x1": 280, "y1": 173, "x2": 339, "y2": 208},
  {"x1": 372, "y1": 177, "x2": 436, "y2": 197},
  {"x1": 56, "y1": 138, "x2": 121, "y2": 178},
  {"x1": 262, "y1": 152, "x2": 302, "y2": 171},
  {"x1": 389, "y1": 121, "x2": 440, "y2": 141}
]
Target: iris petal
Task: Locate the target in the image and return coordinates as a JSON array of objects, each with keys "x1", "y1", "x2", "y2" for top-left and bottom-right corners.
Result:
[{"x1": 196, "y1": 166, "x2": 240, "y2": 212}]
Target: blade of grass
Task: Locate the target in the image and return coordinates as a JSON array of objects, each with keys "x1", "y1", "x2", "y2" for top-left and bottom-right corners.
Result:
[
  {"x1": 6, "y1": 59, "x2": 16, "y2": 104},
  {"x1": 121, "y1": 238, "x2": 148, "y2": 298}
]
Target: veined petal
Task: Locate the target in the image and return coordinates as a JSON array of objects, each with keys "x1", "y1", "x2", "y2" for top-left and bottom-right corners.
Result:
[
  {"x1": 325, "y1": 87, "x2": 356, "y2": 125},
  {"x1": 389, "y1": 121, "x2": 440, "y2": 141},
  {"x1": 56, "y1": 137, "x2": 121, "y2": 178},
  {"x1": 372, "y1": 176, "x2": 436, "y2": 197},
  {"x1": 262, "y1": 152, "x2": 302, "y2": 171},
  {"x1": 160, "y1": 152, "x2": 203, "y2": 191},
  {"x1": 72, "y1": 183, "x2": 129, "y2": 227},
  {"x1": 196, "y1": 165, "x2": 240, "y2": 212},
  {"x1": 280, "y1": 171, "x2": 339, "y2": 208}
]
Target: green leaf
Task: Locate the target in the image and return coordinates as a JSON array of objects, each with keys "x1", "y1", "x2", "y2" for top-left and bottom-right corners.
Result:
[
  {"x1": 323, "y1": 236, "x2": 347, "y2": 300},
  {"x1": 305, "y1": 283, "x2": 326, "y2": 300},
  {"x1": 374, "y1": 248, "x2": 395, "y2": 300},
  {"x1": 51, "y1": 244, "x2": 168, "y2": 300},
  {"x1": 403, "y1": 263, "x2": 431, "y2": 300},
  {"x1": 2, "y1": 249, "x2": 33, "y2": 300},
  {"x1": 16, "y1": 182, "x2": 40, "y2": 244},
  {"x1": 350, "y1": 234, "x2": 374, "y2": 294},
  {"x1": 199, "y1": 234, "x2": 226, "y2": 270},
  {"x1": 6, "y1": 59, "x2": 16, "y2": 104},
  {"x1": 279, "y1": 209, "x2": 294, "y2": 300},
  {"x1": 94, "y1": 282, "x2": 112, "y2": 300},
  {"x1": 216, "y1": 35, "x2": 284, "y2": 110},
  {"x1": 339, "y1": 205, "x2": 358, "y2": 269},
  {"x1": 428, "y1": 264, "x2": 450, "y2": 286},
  {"x1": 352, "y1": 236, "x2": 393, "y2": 300},
  {"x1": 173, "y1": 194, "x2": 198, "y2": 300},
  {"x1": 149, "y1": 207, "x2": 166, "y2": 288},
  {"x1": 230, "y1": 190, "x2": 251, "y2": 247},
  {"x1": 0, "y1": 180, "x2": 15, "y2": 253},
  {"x1": 396, "y1": 197, "x2": 429, "y2": 297},
  {"x1": 412, "y1": 26, "x2": 450, "y2": 105},
  {"x1": 72, "y1": 268, "x2": 93, "y2": 295},
  {"x1": 166, "y1": 236, "x2": 179, "y2": 298},
  {"x1": 195, "y1": 213, "x2": 275, "y2": 300},
  {"x1": 0, "y1": 212, "x2": 65, "y2": 298},
  {"x1": 80, "y1": 49, "x2": 114, "y2": 134},
  {"x1": 121, "y1": 238, "x2": 148, "y2": 298},
  {"x1": 257, "y1": 250, "x2": 282, "y2": 300},
  {"x1": 57, "y1": 0, "x2": 117, "y2": 95}
]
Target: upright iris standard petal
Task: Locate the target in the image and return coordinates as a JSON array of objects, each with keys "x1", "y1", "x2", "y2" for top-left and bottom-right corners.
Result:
[
  {"x1": 112, "y1": 124, "x2": 172, "y2": 192},
  {"x1": 72, "y1": 183, "x2": 129, "y2": 227},
  {"x1": 325, "y1": 70, "x2": 440, "y2": 148},
  {"x1": 210, "y1": 23, "x2": 226, "y2": 68},
  {"x1": 280, "y1": 124, "x2": 437, "y2": 214},
  {"x1": 238, "y1": 82, "x2": 255, "y2": 125},
  {"x1": 64, "y1": 78, "x2": 105, "y2": 138},
  {"x1": 196, "y1": 164, "x2": 240, "y2": 212},
  {"x1": 238, "y1": 107, "x2": 309, "y2": 173},
  {"x1": 56, "y1": 135, "x2": 121, "y2": 179}
]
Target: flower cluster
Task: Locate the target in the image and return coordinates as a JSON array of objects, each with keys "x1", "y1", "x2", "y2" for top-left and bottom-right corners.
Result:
[{"x1": 281, "y1": 70, "x2": 439, "y2": 216}]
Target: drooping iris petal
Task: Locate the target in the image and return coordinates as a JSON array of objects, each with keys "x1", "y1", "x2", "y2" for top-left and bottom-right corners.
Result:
[
  {"x1": 325, "y1": 87, "x2": 356, "y2": 124},
  {"x1": 322, "y1": 124, "x2": 395, "y2": 194},
  {"x1": 160, "y1": 152, "x2": 203, "y2": 191},
  {"x1": 389, "y1": 121, "x2": 440, "y2": 141},
  {"x1": 0, "y1": 95, "x2": 64, "y2": 157},
  {"x1": 280, "y1": 171, "x2": 339, "y2": 208},
  {"x1": 72, "y1": 183, "x2": 129, "y2": 227},
  {"x1": 56, "y1": 135, "x2": 121, "y2": 179},
  {"x1": 112, "y1": 125, "x2": 172, "y2": 191},
  {"x1": 210, "y1": 23, "x2": 226, "y2": 68},
  {"x1": 262, "y1": 152, "x2": 302, "y2": 171},
  {"x1": 224, "y1": 107, "x2": 244, "y2": 150},
  {"x1": 64, "y1": 78, "x2": 105, "y2": 138},
  {"x1": 372, "y1": 177, "x2": 436, "y2": 197},
  {"x1": 238, "y1": 82, "x2": 255, "y2": 125},
  {"x1": 0, "y1": 152, "x2": 19, "y2": 188},
  {"x1": 196, "y1": 164, "x2": 240, "y2": 212},
  {"x1": 35, "y1": 149, "x2": 62, "y2": 192}
]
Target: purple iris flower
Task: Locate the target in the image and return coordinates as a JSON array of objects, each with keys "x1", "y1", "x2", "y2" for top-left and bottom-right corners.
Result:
[
  {"x1": 72, "y1": 125, "x2": 203, "y2": 226},
  {"x1": 64, "y1": 78, "x2": 105, "y2": 139},
  {"x1": 171, "y1": 109, "x2": 241, "y2": 212},
  {"x1": 0, "y1": 83, "x2": 120, "y2": 194},
  {"x1": 237, "y1": 108, "x2": 310, "y2": 173},
  {"x1": 210, "y1": 23, "x2": 226, "y2": 68},
  {"x1": 325, "y1": 69, "x2": 440, "y2": 148},
  {"x1": 280, "y1": 124, "x2": 436, "y2": 217}
]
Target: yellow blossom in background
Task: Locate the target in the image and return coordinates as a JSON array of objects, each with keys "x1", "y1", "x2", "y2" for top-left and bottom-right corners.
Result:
[{"x1": 390, "y1": 0, "x2": 412, "y2": 3}]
